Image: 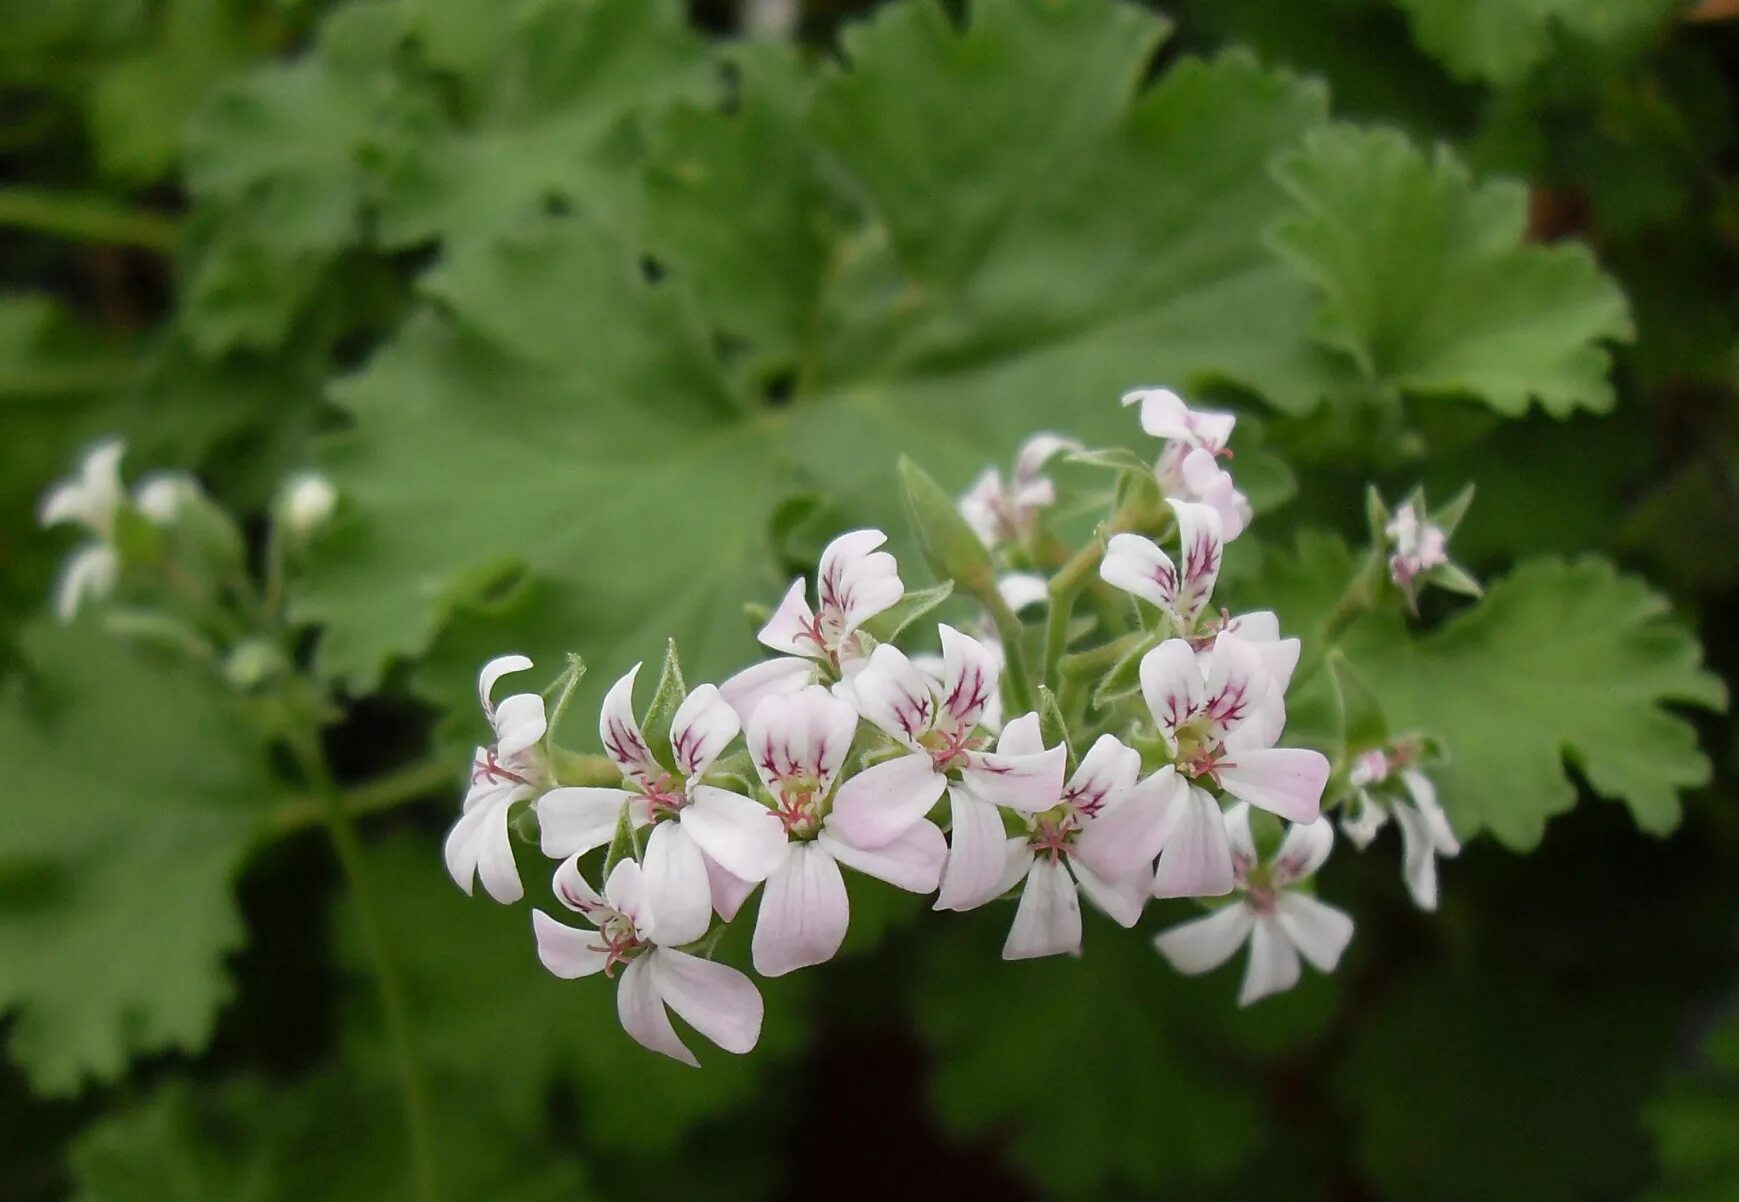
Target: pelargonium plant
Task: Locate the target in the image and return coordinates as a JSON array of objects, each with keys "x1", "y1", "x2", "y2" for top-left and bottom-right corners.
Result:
[{"x1": 440, "y1": 388, "x2": 1476, "y2": 1065}]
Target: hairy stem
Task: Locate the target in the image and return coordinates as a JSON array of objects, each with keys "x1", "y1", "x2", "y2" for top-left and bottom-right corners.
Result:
[
  {"x1": 288, "y1": 730, "x2": 441, "y2": 1202},
  {"x1": 1042, "y1": 538, "x2": 1107, "y2": 689}
]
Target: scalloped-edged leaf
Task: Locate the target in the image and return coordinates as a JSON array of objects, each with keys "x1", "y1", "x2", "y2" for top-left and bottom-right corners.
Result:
[
  {"x1": 1342, "y1": 557, "x2": 1724, "y2": 848},
  {"x1": 0, "y1": 620, "x2": 280, "y2": 1092},
  {"x1": 1392, "y1": 0, "x2": 1680, "y2": 86},
  {"x1": 1269, "y1": 125, "x2": 1634, "y2": 417}
]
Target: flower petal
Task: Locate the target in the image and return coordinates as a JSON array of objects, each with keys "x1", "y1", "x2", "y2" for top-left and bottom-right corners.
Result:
[
  {"x1": 758, "y1": 577, "x2": 821, "y2": 658},
  {"x1": 994, "y1": 710, "x2": 1046, "y2": 759},
  {"x1": 1153, "y1": 902, "x2": 1255, "y2": 974},
  {"x1": 652, "y1": 947, "x2": 764, "y2": 1056},
  {"x1": 1152, "y1": 786, "x2": 1235, "y2": 898},
  {"x1": 442, "y1": 785, "x2": 526, "y2": 903},
  {"x1": 934, "y1": 787, "x2": 1013, "y2": 911},
  {"x1": 1271, "y1": 816, "x2": 1335, "y2": 885},
  {"x1": 600, "y1": 664, "x2": 662, "y2": 789},
  {"x1": 1217, "y1": 747, "x2": 1330, "y2": 824},
  {"x1": 820, "y1": 819, "x2": 947, "y2": 893},
  {"x1": 491, "y1": 692, "x2": 547, "y2": 757},
  {"x1": 54, "y1": 544, "x2": 118, "y2": 622},
  {"x1": 998, "y1": 572, "x2": 1051, "y2": 613},
  {"x1": 618, "y1": 955, "x2": 694, "y2": 1066},
  {"x1": 703, "y1": 854, "x2": 758, "y2": 922},
  {"x1": 670, "y1": 684, "x2": 740, "y2": 780},
  {"x1": 937, "y1": 624, "x2": 1000, "y2": 733},
  {"x1": 852, "y1": 644, "x2": 938, "y2": 746},
  {"x1": 1402, "y1": 769, "x2": 1461, "y2": 856},
  {"x1": 1392, "y1": 801, "x2": 1442, "y2": 911},
  {"x1": 537, "y1": 787, "x2": 642, "y2": 859},
  {"x1": 552, "y1": 854, "x2": 604, "y2": 917},
  {"x1": 1073, "y1": 765, "x2": 1181, "y2": 881},
  {"x1": 477, "y1": 653, "x2": 534, "y2": 714},
  {"x1": 603, "y1": 858, "x2": 648, "y2": 931},
  {"x1": 719, "y1": 656, "x2": 815, "y2": 724},
  {"x1": 1201, "y1": 632, "x2": 1266, "y2": 742},
  {"x1": 1239, "y1": 915, "x2": 1302, "y2": 1005},
  {"x1": 747, "y1": 684, "x2": 858, "y2": 798},
  {"x1": 828, "y1": 753, "x2": 946, "y2": 849},
  {"x1": 1139, "y1": 639, "x2": 1204, "y2": 751},
  {"x1": 1169, "y1": 499, "x2": 1224, "y2": 626},
  {"x1": 960, "y1": 746, "x2": 1067, "y2": 812},
  {"x1": 682, "y1": 785, "x2": 788, "y2": 883},
  {"x1": 642, "y1": 821, "x2": 713, "y2": 946},
  {"x1": 751, "y1": 843, "x2": 850, "y2": 977},
  {"x1": 1002, "y1": 856, "x2": 1082, "y2": 960},
  {"x1": 532, "y1": 909, "x2": 609, "y2": 978},
  {"x1": 1069, "y1": 857, "x2": 1147, "y2": 928},
  {"x1": 819, "y1": 529, "x2": 903, "y2": 640},
  {"x1": 1101, "y1": 533, "x2": 1179, "y2": 614},
  {"x1": 1064, "y1": 734, "x2": 1142, "y2": 816},
  {"x1": 1274, "y1": 893, "x2": 1355, "y2": 972}
]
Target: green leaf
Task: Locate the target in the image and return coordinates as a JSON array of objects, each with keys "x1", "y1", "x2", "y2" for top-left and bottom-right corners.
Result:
[
  {"x1": 1270, "y1": 125, "x2": 1634, "y2": 418},
  {"x1": 376, "y1": 0, "x2": 714, "y2": 251},
  {"x1": 861, "y1": 580, "x2": 956, "y2": 645},
  {"x1": 1329, "y1": 650, "x2": 1389, "y2": 755},
  {"x1": 69, "y1": 1071, "x2": 595, "y2": 1202},
  {"x1": 0, "y1": 620, "x2": 279, "y2": 1092},
  {"x1": 899, "y1": 456, "x2": 998, "y2": 599},
  {"x1": 1646, "y1": 1001, "x2": 1739, "y2": 1202},
  {"x1": 640, "y1": 638, "x2": 687, "y2": 774},
  {"x1": 1342, "y1": 556, "x2": 1725, "y2": 847},
  {"x1": 1392, "y1": 0, "x2": 1680, "y2": 86}
]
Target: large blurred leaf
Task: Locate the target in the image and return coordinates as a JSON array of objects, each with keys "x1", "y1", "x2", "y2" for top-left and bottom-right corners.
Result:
[
  {"x1": 0, "y1": 621, "x2": 280, "y2": 1092},
  {"x1": 1391, "y1": 0, "x2": 1679, "y2": 85},
  {"x1": 1341, "y1": 556, "x2": 1725, "y2": 847},
  {"x1": 1269, "y1": 125, "x2": 1634, "y2": 417}
]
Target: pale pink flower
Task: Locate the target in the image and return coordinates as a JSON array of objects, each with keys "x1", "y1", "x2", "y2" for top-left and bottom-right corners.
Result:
[
  {"x1": 1100, "y1": 499, "x2": 1224, "y2": 635},
  {"x1": 534, "y1": 859, "x2": 762, "y2": 1066},
  {"x1": 1122, "y1": 388, "x2": 1251, "y2": 538},
  {"x1": 1341, "y1": 748, "x2": 1460, "y2": 911},
  {"x1": 1153, "y1": 804, "x2": 1353, "y2": 1005},
  {"x1": 1386, "y1": 502, "x2": 1450, "y2": 608},
  {"x1": 958, "y1": 433, "x2": 1083, "y2": 550},
  {"x1": 444, "y1": 654, "x2": 547, "y2": 904}
]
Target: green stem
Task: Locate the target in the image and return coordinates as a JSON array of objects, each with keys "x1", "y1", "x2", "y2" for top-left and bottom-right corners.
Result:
[
  {"x1": 265, "y1": 757, "x2": 454, "y2": 836},
  {"x1": 983, "y1": 589, "x2": 1036, "y2": 717},
  {"x1": 0, "y1": 186, "x2": 178, "y2": 252},
  {"x1": 1041, "y1": 538, "x2": 1106, "y2": 689},
  {"x1": 288, "y1": 731, "x2": 441, "y2": 1202},
  {"x1": 1060, "y1": 630, "x2": 1149, "y2": 681}
]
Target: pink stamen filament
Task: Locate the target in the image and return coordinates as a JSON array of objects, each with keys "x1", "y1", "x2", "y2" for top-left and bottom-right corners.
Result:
[{"x1": 472, "y1": 746, "x2": 531, "y2": 787}]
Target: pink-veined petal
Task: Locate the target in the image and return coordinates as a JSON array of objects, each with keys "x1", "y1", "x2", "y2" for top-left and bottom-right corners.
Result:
[
  {"x1": 682, "y1": 785, "x2": 788, "y2": 883},
  {"x1": 1239, "y1": 915, "x2": 1302, "y2": 1005},
  {"x1": 442, "y1": 785, "x2": 526, "y2": 903},
  {"x1": 1064, "y1": 734, "x2": 1141, "y2": 816},
  {"x1": 719, "y1": 656, "x2": 815, "y2": 724},
  {"x1": 532, "y1": 909, "x2": 609, "y2": 978},
  {"x1": 670, "y1": 684, "x2": 740, "y2": 780},
  {"x1": 643, "y1": 821, "x2": 713, "y2": 946},
  {"x1": 1201, "y1": 632, "x2": 1266, "y2": 743},
  {"x1": 819, "y1": 529, "x2": 902, "y2": 641},
  {"x1": 1002, "y1": 856, "x2": 1082, "y2": 960},
  {"x1": 1223, "y1": 801, "x2": 1257, "y2": 877},
  {"x1": 960, "y1": 745, "x2": 1067, "y2": 812},
  {"x1": 537, "y1": 787, "x2": 643, "y2": 859},
  {"x1": 618, "y1": 955, "x2": 694, "y2": 1066},
  {"x1": 1153, "y1": 902, "x2": 1255, "y2": 974},
  {"x1": 828, "y1": 753, "x2": 945, "y2": 849},
  {"x1": 1168, "y1": 500, "x2": 1224, "y2": 627},
  {"x1": 477, "y1": 654, "x2": 534, "y2": 715},
  {"x1": 994, "y1": 711, "x2": 1046, "y2": 759},
  {"x1": 852, "y1": 644, "x2": 937, "y2": 746},
  {"x1": 819, "y1": 818, "x2": 947, "y2": 893},
  {"x1": 1139, "y1": 639, "x2": 1204, "y2": 751},
  {"x1": 652, "y1": 947, "x2": 763, "y2": 1056},
  {"x1": 937, "y1": 624, "x2": 999, "y2": 733},
  {"x1": 600, "y1": 664, "x2": 662, "y2": 789},
  {"x1": 1274, "y1": 893, "x2": 1354, "y2": 972},
  {"x1": 758, "y1": 577, "x2": 820, "y2": 658},
  {"x1": 1153, "y1": 786, "x2": 1235, "y2": 898},
  {"x1": 1069, "y1": 856, "x2": 1147, "y2": 928},
  {"x1": 1217, "y1": 747, "x2": 1330, "y2": 824},
  {"x1": 1179, "y1": 448, "x2": 1250, "y2": 540},
  {"x1": 1271, "y1": 816, "x2": 1335, "y2": 886},
  {"x1": 747, "y1": 684, "x2": 858, "y2": 798},
  {"x1": 1074, "y1": 766, "x2": 1182, "y2": 881},
  {"x1": 751, "y1": 843, "x2": 850, "y2": 977},
  {"x1": 934, "y1": 787, "x2": 1012, "y2": 911},
  {"x1": 552, "y1": 854, "x2": 606, "y2": 917},
  {"x1": 1100, "y1": 533, "x2": 1179, "y2": 615},
  {"x1": 703, "y1": 854, "x2": 757, "y2": 922},
  {"x1": 603, "y1": 859, "x2": 648, "y2": 933}
]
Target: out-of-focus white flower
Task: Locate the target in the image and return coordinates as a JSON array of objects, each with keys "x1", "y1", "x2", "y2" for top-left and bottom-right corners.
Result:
[
  {"x1": 52, "y1": 544, "x2": 119, "y2": 622},
  {"x1": 1153, "y1": 804, "x2": 1353, "y2": 1005},
  {"x1": 958, "y1": 433, "x2": 1082, "y2": 551},
  {"x1": 1341, "y1": 747, "x2": 1460, "y2": 910},
  {"x1": 133, "y1": 471, "x2": 202, "y2": 525},
  {"x1": 535, "y1": 859, "x2": 762, "y2": 1066},
  {"x1": 1385, "y1": 502, "x2": 1449, "y2": 608},
  {"x1": 1123, "y1": 389, "x2": 1251, "y2": 539},
  {"x1": 39, "y1": 438, "x2": 127, "y2": 538},
  {"x1": 444, "y1": 655, "x2": 549, "y2": 904},
  {"x1": 282, "y1": 472, "x2": 338, "y2": 539}
]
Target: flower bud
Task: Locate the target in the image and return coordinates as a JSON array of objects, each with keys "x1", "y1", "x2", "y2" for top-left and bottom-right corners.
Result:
[
  {"x1": 281, "y1": 472, "x2": 337, "y2": 540},
  {"x1": 898, "y1": 456, "x2": 997, "y2": 600}
]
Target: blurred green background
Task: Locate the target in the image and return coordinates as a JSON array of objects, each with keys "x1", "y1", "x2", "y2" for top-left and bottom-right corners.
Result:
[{"x1": 2, "y1": 0, "x2": 1738, "y2": 1199}]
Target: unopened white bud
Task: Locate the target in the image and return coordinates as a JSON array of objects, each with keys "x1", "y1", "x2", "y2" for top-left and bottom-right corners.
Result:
[
  {"x1": 134, "y1": 472, "x2": 201, "y2": 524},
  {"x1": 281, "y1": 473, "x2": 337, "y2": 539}
]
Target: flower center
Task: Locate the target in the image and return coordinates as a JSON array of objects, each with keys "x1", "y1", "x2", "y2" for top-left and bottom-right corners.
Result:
[
  {"x1": 588, "y1": 913, "x2": 647, "y2": 978},
  {"x1": 1027, "y1": 812, "x2": 1079, "y2": 862},
  {"x1": 772, "y1": 775, "x2": 826, "y2": 838}
]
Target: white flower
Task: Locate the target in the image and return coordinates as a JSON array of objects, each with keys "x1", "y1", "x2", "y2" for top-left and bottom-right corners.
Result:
[
  {"x1": 906, "y1": 575, "x2": 1045, "y2": 737},
  {"x1": 746, "y1": 686, "x2": 948, "y2": 976},
  {"x1": 1127, "y1": 633, "x2": 1329, "y2": 895},
  {"x1": 958, "y1": 433, "x2": 1082, "y2": 550},
  {"x1": 537, "y1": 666, "x2": 787, "y2": 947},
  {"x1": 133, "y1": 471, "x2": 201, "y2": 524},
  {"x1": 39, "y1": 438, "x2": 127, "y2": 538},
  {"x1": 1154, "y1": 804, "x2": 1353, "y2": 1005},
  {"x1": 1340, "y1": 748, "x2": 1460, "y2": 911},
  {"x1": 52, "y1": 544, "x2": 119, "y2": 622},
  {"x1": 444, "y1": 655, "x2": 549, "y2": 903},
  {"x1": 1386, "y1": 502, "x2": 1449, "y2": 607},
  {"x1": 1122, "y1": 389, "x2": 1251, "y2": 539},
  {"x1": 282, "y1": 472, "x2": 338, "y2": 538},
  {"x1": 534, "y1": 859, "x2": 762, "y2": 1066},
  {"x1": 719, "y1": 529, "x2": 904, "y2": 721},
  {"x1": 935, "y1": 714, "x2": 1150, "y2": 959},
  {"x1": 826, "y1": 625, "x2": 1066, "y2": 850},
  {"x1": 1100, "y1": 499, "x2": 1224, "y2": 635}
]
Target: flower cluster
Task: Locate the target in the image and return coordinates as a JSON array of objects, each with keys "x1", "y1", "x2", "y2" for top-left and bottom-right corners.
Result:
[{"x1": 444, "y1": 388, "x2": 1461, "y2": 1064}]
